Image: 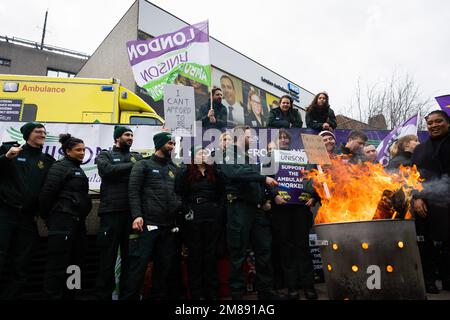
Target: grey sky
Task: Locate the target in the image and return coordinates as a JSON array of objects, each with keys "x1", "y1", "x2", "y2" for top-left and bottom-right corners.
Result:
[{"x1": 1, "y1": 0, "x2": 449, "y2": 116}]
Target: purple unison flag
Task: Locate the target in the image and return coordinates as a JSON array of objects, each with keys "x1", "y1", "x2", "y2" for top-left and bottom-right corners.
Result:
[
  {"x1": 126, "y1": 21, "x2": 211, "y2": 101},
  {"x1": 376, "y1": 114, "x2": 419, "y2": 166},
  {"x1": 435, "y1": 95, "x2": 450, "y2": 117}
]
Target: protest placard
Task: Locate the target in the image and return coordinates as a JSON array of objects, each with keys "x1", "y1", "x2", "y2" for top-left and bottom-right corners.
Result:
[
  {"x1": 164, "y1": 84, "x2": 196, "y2": 136},
  {"x1": 300, "y1": 133, "x2": 331, "y2": 165}
]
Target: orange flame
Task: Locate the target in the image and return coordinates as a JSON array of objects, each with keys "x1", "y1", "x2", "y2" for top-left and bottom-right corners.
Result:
[{"x1": 307, "y1": 158, "x2": 423, "y2": 224}]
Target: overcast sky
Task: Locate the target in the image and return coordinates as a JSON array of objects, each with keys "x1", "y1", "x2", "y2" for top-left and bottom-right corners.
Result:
[{"x1": 1, "y1": 0, "x2": 449, "y2": 116}]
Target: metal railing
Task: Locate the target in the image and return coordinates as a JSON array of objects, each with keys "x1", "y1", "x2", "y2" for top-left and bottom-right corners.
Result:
[{"x1": 0, "y1": 35, "x2": 90, "y2": 60}]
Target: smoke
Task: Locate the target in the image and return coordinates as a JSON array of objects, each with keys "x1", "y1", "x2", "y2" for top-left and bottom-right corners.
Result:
[{"x1": 420, "y1": 174, "x2": 450, "y2": 207}]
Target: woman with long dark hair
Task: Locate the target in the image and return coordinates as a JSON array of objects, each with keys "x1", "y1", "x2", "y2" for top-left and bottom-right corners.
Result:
[
  {"x1": 305, "y1": 92, "x2": 337, "y2": 131},
  {"x1": 175, "y1": 145, "x2": 224, "y2": 299},
  {"x1": 40, "y1": 134, "x2": 92, "y2": 299}
]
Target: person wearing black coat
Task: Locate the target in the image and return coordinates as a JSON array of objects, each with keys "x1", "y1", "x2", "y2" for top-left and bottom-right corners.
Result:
[
  {"x1": 94, "y1": 126, "x2": 142, "y2": 300},
  {"x1": 216, "y1": 126, "x2": 285, "y2": 300},
  {"x1": 269, "y1": 132, "x2": 319, "y2": 300},
  {"x1": 386, "y1": 134, "x2": 419, "y2": 171},
  {"x1": 305, "y1": 92, "x2": 337, "y2": 131},
  {"x1": 122, "y1": 132, "x2": 182, "y2": 300},
  {"x1": 174, "y1": 145, "x2": 224, "y2": 299},
  {"x1": 196, "y1": 88, "x2": 228, "y2": 129},
  {"x1": 338, "y1": 130, "x2": 368, "y2": 164},
  {"x1": 40, "y1": 134, "x2": 92, "y2": 300},
  {"x1": 267, "y1": 95, "x2": 303, "y2": 128},
  {"x1": 0, "y1": 122, "x2": 54, "y2": 299},
  {"x1": 411, "y1": 110, "x2": 450, "y2": 294}
]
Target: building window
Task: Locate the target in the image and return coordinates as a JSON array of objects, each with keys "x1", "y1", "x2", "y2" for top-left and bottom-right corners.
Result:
[
  {"x1": 0, "y1": 58, "x2": 11, "y2": 67},
  {"x1": 130, "y1": 116, "x2": 162, "y2": 125},
  {"x1": 47, "y1": 68, "x2": 75, "y2": 78}
]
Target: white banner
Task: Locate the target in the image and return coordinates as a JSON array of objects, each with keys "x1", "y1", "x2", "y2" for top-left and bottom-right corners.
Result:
[
  {"x1": 0, "y1": 122, "x2": 163, "y2": 190},
  {"x1": 274, "y1": 149, "x2": 308, "y2": 164}
]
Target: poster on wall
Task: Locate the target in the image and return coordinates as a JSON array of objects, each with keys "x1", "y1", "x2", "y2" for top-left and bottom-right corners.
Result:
[
  {"x1": 212, "y1": 69, "x2": 246, "y2": 126},
  {"x1": 173, "y1": 74, "x2": 209, "y2": 116},
  {"x1": 242, "y1": 82, "x2": 270, "y2": 128},
  {"x1": 265, "y1": 92, "x2": 280, "y2": 110}
]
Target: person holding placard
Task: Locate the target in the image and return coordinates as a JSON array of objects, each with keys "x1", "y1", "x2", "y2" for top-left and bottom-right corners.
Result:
[
  {"x1": 197, "y1": 88, "x2": 228, "y2": 129},
  {"x1": 270, "y1": 131, "x2": 319, "y2": 300}
]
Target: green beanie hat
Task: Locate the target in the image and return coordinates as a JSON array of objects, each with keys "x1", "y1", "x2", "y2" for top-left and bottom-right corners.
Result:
[
  {"x1": 153, "y1": 132, "x2": 172, "y2": 150},
  {"x1": 114, "y1": 125, "x2": 133, "y2": 140},
  {"x1": 20, "y1": 122, "x2": 45, "y2": 141}
]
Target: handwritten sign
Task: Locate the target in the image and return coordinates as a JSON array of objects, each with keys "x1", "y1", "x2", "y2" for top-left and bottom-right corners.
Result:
[
  {"x1": 301, "y1": 133, "x2": 331, "y2": 165},
  {"x1": 164, "y1": 84, "x2": 196, "y2": 137}
]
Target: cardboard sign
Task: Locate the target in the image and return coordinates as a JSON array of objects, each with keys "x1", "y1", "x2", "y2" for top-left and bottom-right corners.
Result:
[
  {"x1": 301, "y1": 133, "x2": 331, "y2": 165},
  {"x1": 164, "y1": 84, "x2": 196, "y2": 137}
]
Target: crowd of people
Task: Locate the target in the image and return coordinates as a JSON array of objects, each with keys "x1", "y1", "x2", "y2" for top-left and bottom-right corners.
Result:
[
  {"x1": 197, "y1": 88, "x2": 337, "y2": 132},
  {"x1": 0, "y1": 91, "x2": 449, "y2": 300}
]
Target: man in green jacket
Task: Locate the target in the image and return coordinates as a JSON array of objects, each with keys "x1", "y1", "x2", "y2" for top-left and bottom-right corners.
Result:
[
  {"x1": 122, "y1": 132, "x2": 182, "y2": 300},
  {"x1": 94, "y1": 126, "x2": 142, "y2": 300},
  {"x1": 218, "y1": 125, "x2": 286, "y2": 300},
  {"x1": 0, "y1": 122, "x2": 54, "y2": 299}
]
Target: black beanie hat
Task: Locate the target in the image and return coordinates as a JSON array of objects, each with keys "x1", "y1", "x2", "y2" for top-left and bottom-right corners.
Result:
[
  {"x1": 153, "y1": 132, "x2": 172, "y2": 150},
  {"x1": 20, "y1": 122, "x2": 45, "y2": 141},
  {"x1": 114, "y1": 126, "x2": 133, "y2": 140}
]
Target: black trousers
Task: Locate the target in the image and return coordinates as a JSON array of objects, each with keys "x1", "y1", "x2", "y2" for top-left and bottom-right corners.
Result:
[
  {"x1": 438, "y1": 241, "x2": 450, "y2": 284},
  {"x1": 95, "y1": 212, "x2": 131, "y2": 300},
  {"x1": 44, "y1": 212, "x2": 86, "y2": 300},
  {"x1": 226, "y1": 201, "x2": 273, "y2": 297},
  {"x1": 416, "y1": 216, "x2": 450, "y2": 284},
  {"x1": 271, "y1": 204, "x2": 314, "y2": 290},
  {"x1": 268, "y1": 212, "x2": 284, "y2": 290},
  {"x1": 121, "y1": 226, "x2": 178, "y2": 300},
  {"x1": 183, "y1": 218, "x2": 221, "y2": 299},
  {"x1": 415, "y1": 203, "x2": 450, "y2": 286},
  {"x1": 0, "y1": 205, "x2": 37, "y2": 300}
]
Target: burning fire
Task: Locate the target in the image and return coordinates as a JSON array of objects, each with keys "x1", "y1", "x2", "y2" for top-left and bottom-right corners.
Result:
[{"x1": 307, "y1": 158, "x2": 423, "y2": 224}]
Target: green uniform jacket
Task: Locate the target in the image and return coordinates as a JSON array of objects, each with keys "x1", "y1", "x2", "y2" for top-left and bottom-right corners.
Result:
[
  {"x1": 39, "y1": 156, "x2": 92, "y2": 219},
  {"x1": 0, "y1": 143, "x2": 54, "y2": 215},
  {"x1": 267, "y1": 107, "x2": 303, "y2": 128},
  {"x1": 96, "y1": 146, "x2": 142, "y2": 215},
  {"x1": 217, "y1": 146, "x2": 276, "y2": 206},
  {"x1": 128, "y1": 154, "x2": 182, "y2": 226}
]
